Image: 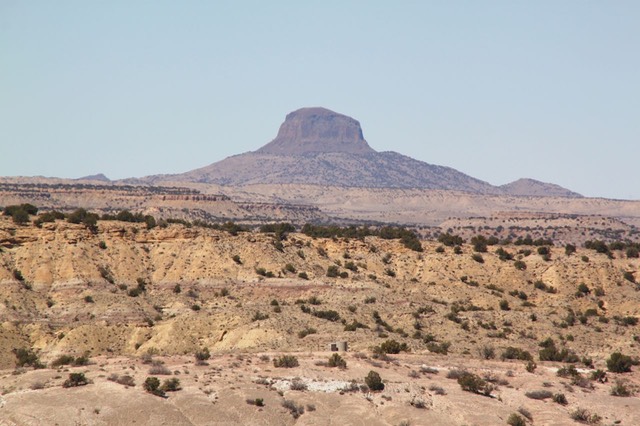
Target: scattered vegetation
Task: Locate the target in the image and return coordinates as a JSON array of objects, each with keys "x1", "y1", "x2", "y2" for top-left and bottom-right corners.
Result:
[{"x1": 273, "y1": 355, "x2": 299, "y2": 368}]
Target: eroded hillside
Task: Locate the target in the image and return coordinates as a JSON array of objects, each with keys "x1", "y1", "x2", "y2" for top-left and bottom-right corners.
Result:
[{"x1": 1, "y1": 216, "x2": 639, "y2": 373}]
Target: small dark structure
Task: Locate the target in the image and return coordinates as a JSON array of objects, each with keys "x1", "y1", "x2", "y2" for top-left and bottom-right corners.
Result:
[{"x1": 328, "y1": 341, "x2": 348, "y2": 352}]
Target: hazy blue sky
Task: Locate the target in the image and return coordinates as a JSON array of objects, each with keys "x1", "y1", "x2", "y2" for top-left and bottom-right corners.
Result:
[{"x1": 2, "y1": 1, "x2": 639, "y2": 199}]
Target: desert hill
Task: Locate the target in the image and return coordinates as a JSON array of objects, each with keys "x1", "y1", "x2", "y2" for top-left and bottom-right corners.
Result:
[
  {"x1": 1, "y1": 215, "x2": 640, "y2": 424},
  {"x1": 133, "y1": 107, "x2": 579, "y2": 198},
  {"x1": 1, "y1": 215, "x2": 638, "y2": 367}
]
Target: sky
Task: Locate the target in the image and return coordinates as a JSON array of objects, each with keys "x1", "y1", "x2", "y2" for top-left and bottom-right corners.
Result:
[{"x1": 1, "y1": 1, "x2": 639, "y2": 199}]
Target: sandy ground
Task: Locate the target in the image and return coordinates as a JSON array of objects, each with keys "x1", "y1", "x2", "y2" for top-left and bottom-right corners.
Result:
[{"x1": 1, "y1": 352, "x2": 639, "y2": 426}]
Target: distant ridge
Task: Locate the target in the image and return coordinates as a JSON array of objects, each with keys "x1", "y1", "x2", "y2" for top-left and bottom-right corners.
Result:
[
  {"x1": 500, "y1": 178, "x2": 582, "y2": 198},
  {"x1": 133, "y1": 107, "x2": 580, "y2": 197},
  {"x1": 76, "y1": 173, "x2": 111, "y2": 182}
]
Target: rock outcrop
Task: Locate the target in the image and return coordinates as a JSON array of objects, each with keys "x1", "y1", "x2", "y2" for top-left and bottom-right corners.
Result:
[{"x1": 257, "y1": 107, "x2": 375, "y2": 155}]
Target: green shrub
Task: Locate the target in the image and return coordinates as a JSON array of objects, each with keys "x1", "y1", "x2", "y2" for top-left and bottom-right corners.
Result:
[
  {"x1": 12, "y1": 269, "x2": 24, "y2": 282},
  {"x1": 297, "y1": 327, "x2": 317, "y2": 338},
  {"x1": 326, "y1": 265, "x2": 339, "y2": 278},
  {"x1": 50, "y1": 355, "x2": 75, "y2": 368},
  {"x1": 553, "y1": 393, "x2": 568, "y2": 405},
  {"x1": 606, "y1": 352, "x2": 635, "y2": 373},
  {"x1": 626, "y1": 247, "x2": 639, "y2": 258},
  {"x1": 251, "y1": 311, "x2": 269, "y2": 322},
  {"x1": 457, "y1": 372, "x2": 493, "y2": 396},
  {"x1": 311, "y1": 309, "x2": 340, "y2": 322},
  {"x1": 274, "y1": 355, "x2": 299, "y2": 368},
  {"x1": 13, "y1": 348, "x2": 44, "y2": 368},
  {"x1": 610, "y1": 380, "x2": 632, "y2": 397},
  {"x1": 438, "y1": 233, "x2": 464, "y2": 247},
  {"x1": 375, "y1": 339, "x2": 408, "y2": 355},
  {"x1": 62, "y1": 372, "x2": 88, "y2": 388},
  {"x1": 194, "y1": 348, "x2": 210, "y2": 362},
  {"x1": 365, "y1": 370, "x2": 384, "y2": 391},
  {"x1": 538, "y1": 338, "x2": 577, "y2": 362},
  {"x1": 161, "y1": 378, "x2": 181, "y2": 392},
  {"x1": 282, "y1": 399, "x2": 305, "y2": 418},
  {"x1": 514, "y1": 260, "x2": 526, "y2": 270},
  {"x1": 471, "y1": 253, "x2": 484, "y2": 263},
  {"x1": 471, "y1": 235, "x2": 488, "y2": 253},
  {"x1": 297, "y1": 272, "x2": 309, "y2": 280},
  {"x1": 327, "y1": 353, "x2": 347, "y2": 368},
  {"x1": 496, "y1": 247, "x2": 513, "y2": 261},
  {"x1": 577, "y1": 283, "x2": 590, "y2": 294},
  {"x1": 426, "y1": 341, "x2": 450, "y2": 355},
  {"x1": 499, "y1": 300, "x2": 510, "y2": 311},
  {"x1": 507, "y1": 413, "x2": 526, "y2": 426},
  {"x1": 143, "y1": 376, "x2": 166, "y2": 397},
  {"x1": 570, "y1": 408, "x2": 601, "y2": 424},
  {"x1": 501, "y1": 347, "x2": 532, "y2": 361}
]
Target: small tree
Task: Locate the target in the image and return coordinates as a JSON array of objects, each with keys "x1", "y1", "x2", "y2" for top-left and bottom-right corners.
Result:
[
  {"x1": 607, "y1": 352, "x2": 634, "y2": 373},
  {"x1": 365, "y1": 370, "x2": 384, "y2": 391},
  {"x1": 565, "y1": 244, "x2": 576, "y2": 256},
  {"x1": 195, "y1": 348, "x2": 210, "y2": 364},
  {"x1": 63, "y1": 372, "x2": 89, "y2": 388},
  {"x1": 12, "y1": 208, "x2": 29, "y2": 225},
  {"x1": 13, "y1": 348, "x2": 44, "y2": 368},
  {"x1": 457, "y1": 372, "x2": 493, "y2": 396}
]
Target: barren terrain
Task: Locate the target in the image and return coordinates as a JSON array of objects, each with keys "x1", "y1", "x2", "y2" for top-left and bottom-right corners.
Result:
[{"x1": 1, "y1": 214, "x2": 639, "y2": 424}]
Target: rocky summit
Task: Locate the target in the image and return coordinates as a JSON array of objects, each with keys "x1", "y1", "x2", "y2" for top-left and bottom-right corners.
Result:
[{"x1": 257, "y1": 107, "x2": 376, "y2": 155}]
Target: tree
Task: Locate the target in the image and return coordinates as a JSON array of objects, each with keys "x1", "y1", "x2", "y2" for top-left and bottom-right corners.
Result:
[
  {"x1": 365, "y1": 371, "x2": 384, "y2": 391},
  {"x1": 470, "y1": 236, "x2": 488, "y2": 253},
  {"x1": 607, "y1": 352, "x2": 634, "y2": 373},
  {"x1": 63, "y1": 372, "x2": 89, "y2": 388},
  {"x1": 11, "y1": 208, "x2": 29, "y2": 225}
]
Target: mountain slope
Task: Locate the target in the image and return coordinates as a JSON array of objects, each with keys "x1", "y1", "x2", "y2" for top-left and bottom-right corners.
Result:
[{"x1": 134, "y1": 107, "x2": 580, "y2": 197}]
